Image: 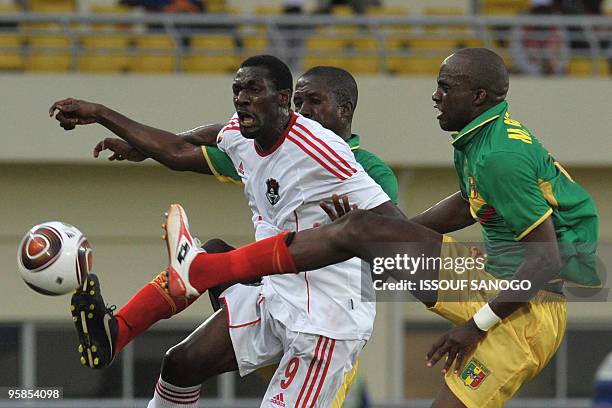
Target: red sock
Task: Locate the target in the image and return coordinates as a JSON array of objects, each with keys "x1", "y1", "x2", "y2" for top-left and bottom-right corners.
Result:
[
  {"x1": 114, "y1": 271, "x2": 196, "y2": 354},
  {"x1": 188, "y1": 233, "x2": 297, "y2": 294}
]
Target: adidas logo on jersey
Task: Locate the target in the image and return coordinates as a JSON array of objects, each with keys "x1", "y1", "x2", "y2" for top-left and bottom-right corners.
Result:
[{"x1": 270, "y1": 392, "x2": 285, "y2": 407}]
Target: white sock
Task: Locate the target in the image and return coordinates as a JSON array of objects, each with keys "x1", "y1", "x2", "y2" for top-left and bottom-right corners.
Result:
[{"x1": 147, "y1": 376, "x2": 201, "y2": 408}]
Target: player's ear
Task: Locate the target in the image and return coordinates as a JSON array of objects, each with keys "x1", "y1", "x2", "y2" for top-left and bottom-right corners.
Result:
[
  {"x1": 338, "y1": 101, "x2": 354, "y2": 121},
  {"x1": 473, "y1": 88, "x2": 487, "y2": 106},
  {"x1": 279, "y1": 90, "x2": 291, "y2": 108}
]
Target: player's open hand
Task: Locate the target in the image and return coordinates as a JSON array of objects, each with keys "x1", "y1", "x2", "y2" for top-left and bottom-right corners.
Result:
[
  {"x1": 49, "y1": 98, "x2": 100, "y2": 130},
  {"x1": 313, "y1": 194, "x2": 358, "y2": 227},
  {"x1": 426, "y1": 319, "x2": 486, "y2": 374},
  {"x1": 93, "y1": 138, "x2": 147, "y2": 162}
]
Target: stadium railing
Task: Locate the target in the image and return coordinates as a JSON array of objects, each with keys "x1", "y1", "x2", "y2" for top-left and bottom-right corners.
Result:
[{"x1": 0, "y1": 13, "x2": 610, "y2": 75}]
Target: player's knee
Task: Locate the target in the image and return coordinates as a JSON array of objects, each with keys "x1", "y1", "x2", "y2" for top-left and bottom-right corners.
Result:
[
  {"x1": 202, "y1": 238, "x2": 234, "y2": 253},
  {"x1": 164, "y1": 341, "x2": 216, "y2": 379},
  {"x1": 163, "y1": 344, "x2": 192, "y2": 373}
]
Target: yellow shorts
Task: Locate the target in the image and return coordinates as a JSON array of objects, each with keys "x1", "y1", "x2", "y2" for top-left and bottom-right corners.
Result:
[{"x1": 429, "y1": 237, "x2": 568, "y2": 408}]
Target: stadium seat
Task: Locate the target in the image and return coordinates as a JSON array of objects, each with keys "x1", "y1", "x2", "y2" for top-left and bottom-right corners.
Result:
[
  {"x1": 404, "y1": 38, "x2": 461, "y2": 50},
  {"x1": 183, "y1": 34, "x2": 239, "y2": 73},
  {"x1": 254, "y1": 5, "x2": 282, "y2": 16},
  {"x1": 25, "y1": 51, "x2": 72, "y2": 72},
  {"x1": 79, "y1": 33, "x2": 131, "y2": 73},
  {"x1": 25, "y1": 24, "x2": 73, "y2": 72},
  {"x1": 346, "y1": 37, "x2": 378, "y2": 51},
  {"x1": 367, "y1": 6, "x2": 410, "y2": 32},
  {"x1": 385, "y1": 35, "x2": 459, "y2": 52},
  {"x1": 129, "y1": 35, "x2": 176, "y2": 73},
  {"x1": 29, "y1": 0, "x2": 76, "y2": 12},
  {"x1": 89, "y1": 4, "x2": 131, "y2": 13},
  {"x1": 306, "y1": 36, "x2": 347, "y2": 51},
  {"x1": 335, "y1": 55, "x2": 380, "y2": 74},
  {"x1": 386, "y1": 56, "x2": 443, "y2": 75},
  {"x1": 567, "y1": 58, "x2": 610, "y2": 76},
  {"x1": 366, "y1": 5, "x2": 408, "y2": 16},
  {"x1": 80, "y1": 34, "x2": 131, "y2": 49},
  {"x1": 0, "y1": 3, "x2": 20, "y2": 12},
  {"x1": 423, "y1": 7, "x2": 467, "y2": 33},
  {"x1": 481, "y1": 0, "x2": 529, "y2": 15},
  {"x1": 303, "y1": 55, "x2": 343, "y2": 70},
  {"x1": 331, "y1": 5, "x2": 354, "y2": 15},
  {"x1": 0, "y1": 34, "x2": 24, "y2": 70},
  {"x1": 79, "y1": 52, "x2": 130, "y2": 73},
  {"x1": 241, "y1": 36, "x2": 268, "y2": 53},
  {"x1": 205, "y1": 0, "x2": 239, "y2": 14}
]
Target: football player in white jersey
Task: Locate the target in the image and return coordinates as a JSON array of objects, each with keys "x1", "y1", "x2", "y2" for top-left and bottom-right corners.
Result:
[{"x1": 50, "y1": 55, "x2": 404, "y2": 408}]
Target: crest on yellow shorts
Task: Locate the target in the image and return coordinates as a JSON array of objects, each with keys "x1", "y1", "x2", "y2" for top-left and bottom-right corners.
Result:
[{"x1": 460, "y1": 358, "x2": 489, "y2": 390}]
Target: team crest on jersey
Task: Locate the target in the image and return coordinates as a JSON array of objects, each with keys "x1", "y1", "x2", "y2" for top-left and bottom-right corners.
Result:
[
  {"x1": 265, "y1": 178, "x2": 280, "y2": 205},
  {"x1": 460, "y1": 359, "x2": 489, "y2": 390}
]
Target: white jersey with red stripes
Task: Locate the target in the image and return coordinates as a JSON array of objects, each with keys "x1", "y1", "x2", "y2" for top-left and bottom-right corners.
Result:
[{"x1": 216, "y1": 112, "x2": 390, "y2": 340}]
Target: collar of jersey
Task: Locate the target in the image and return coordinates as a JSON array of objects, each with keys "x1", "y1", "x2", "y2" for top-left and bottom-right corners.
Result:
[
  {"x1": 255, "y1": 112, "x2": 298, "y2": 157},
  {"x1": 451, "y1": 101, "x2": 508, "y2": 148},
  {"x1": 348, "y1": 134, "x2": 360, "y2": 151}
]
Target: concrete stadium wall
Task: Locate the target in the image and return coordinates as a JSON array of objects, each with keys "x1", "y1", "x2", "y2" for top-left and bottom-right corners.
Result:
[{"x1": 2, "y1": 74, "x2": 611, "y2": 166}]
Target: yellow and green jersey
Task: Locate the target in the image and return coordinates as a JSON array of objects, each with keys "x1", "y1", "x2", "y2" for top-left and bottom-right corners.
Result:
[
  {"x1": 452, "y1": 101, "x2": 599, "y2": 286},
  {"x1": 202, "y1": 134, "x2": 399, "y2": 204}
]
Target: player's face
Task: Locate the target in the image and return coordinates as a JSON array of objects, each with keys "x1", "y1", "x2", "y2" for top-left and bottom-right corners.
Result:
[
  {"x1": 232, "y1": 66, "x2": 286, "y2": 139},
  {"x1": 432, "y1": 58, "x2": 476, "y2": 132},
  {"x1": 293, "y1": 76, "x2": 343, "y2": 135}
]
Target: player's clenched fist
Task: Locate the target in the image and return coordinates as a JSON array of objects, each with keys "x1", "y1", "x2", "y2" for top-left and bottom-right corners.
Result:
[{"x1": 49, "y1": 98, "x2": 100, "y2": 130}]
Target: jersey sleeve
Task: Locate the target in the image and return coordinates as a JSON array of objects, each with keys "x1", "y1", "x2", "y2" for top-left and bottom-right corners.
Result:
[
  {"x1": 215, "y1": 114, "x2": 240, "y2": 154},
  {"x1": 201, "y1": 146, "x2": 241, "y2": 184},
  {"x1": 476, "y1": 152, "x2": 553, "y2": 240},
  {"x1": 354, "y1": 149, "x2": 399, "y2": 204}
]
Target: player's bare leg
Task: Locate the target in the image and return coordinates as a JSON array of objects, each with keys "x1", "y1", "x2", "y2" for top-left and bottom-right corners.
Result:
[
  {"x1": 166, "y1": 205, "x2": 444, "y2": 307},
  {"x1": 160, "y1": 307, "x2": 237, "y2": 386},
  {"x1": 285, "y1": 209, "x2": 444, "y2": 306},
  {"x1": 431, "y1": 383, "x2": 467, "y2": 408},
  {"x1": 149, "y1": 307, "x2": 237, "y2": 407}
]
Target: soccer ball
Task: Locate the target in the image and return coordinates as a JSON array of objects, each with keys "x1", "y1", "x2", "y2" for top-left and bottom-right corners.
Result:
[{"x1": 17, "y1": 221, "x2": 92, "y2": 296}]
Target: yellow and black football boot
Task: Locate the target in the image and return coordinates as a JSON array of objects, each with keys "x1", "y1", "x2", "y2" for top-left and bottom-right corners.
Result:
[{"x1": 70, "y1": 273, "x2": 118, "y2": 369}]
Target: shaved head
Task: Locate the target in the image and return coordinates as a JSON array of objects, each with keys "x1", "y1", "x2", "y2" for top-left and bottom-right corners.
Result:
[
  {"x1": 433, "y1": 48, "x2": 510, "y2": 131},
  {"x1": 444, "y1": 48, "x2": 509, "y2": 101}
]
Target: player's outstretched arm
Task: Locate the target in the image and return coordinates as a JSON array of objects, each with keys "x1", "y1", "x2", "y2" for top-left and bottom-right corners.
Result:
[
  {"x1": 49, "y1": 98, "x2": 213, "y2": 174},
  {"x1": 411, "y1": 191, "x2": 475, "y2": 233},
  {"x1": 91, "y1": 124, "x2": 226, "y2": 174},
  {"x1": 178, "y1": 124, "x2": 223, "y2": 146}
]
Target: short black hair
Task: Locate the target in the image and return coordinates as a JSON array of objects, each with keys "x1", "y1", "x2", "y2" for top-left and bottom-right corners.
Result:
[
  {"x1": 301, "y1": 66, "x2": 358, "y2": 109},
  {"x1": 240, "y1": 55, "x2": 293, "y2": 92}
]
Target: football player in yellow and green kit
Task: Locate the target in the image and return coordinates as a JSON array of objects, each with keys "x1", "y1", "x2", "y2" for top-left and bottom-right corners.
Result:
[{"x1": 150, "y1": 48, "x2": 599, "y2": 407}]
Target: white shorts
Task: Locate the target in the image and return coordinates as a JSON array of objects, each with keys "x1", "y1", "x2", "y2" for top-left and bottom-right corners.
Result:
[{"x1": 220, "y1": 284, "x2": 365, "y2": 408}]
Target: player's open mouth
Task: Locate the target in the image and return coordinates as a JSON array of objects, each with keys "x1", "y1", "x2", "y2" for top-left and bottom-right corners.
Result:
[
  {"x1": 237, "y1": 112, "x2": 256, "y2": 127},
  {"x1": 434, "y1": 105, "x2": 443, "y2": 119}
]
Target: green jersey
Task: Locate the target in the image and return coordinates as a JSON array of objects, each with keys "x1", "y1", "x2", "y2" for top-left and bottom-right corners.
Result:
[
  {"x1": 452, "y1": 101, "x2": 599, "y2": 286},
  {"x1": 202, "y1": 134, "x2": 399, "y2": 204}
]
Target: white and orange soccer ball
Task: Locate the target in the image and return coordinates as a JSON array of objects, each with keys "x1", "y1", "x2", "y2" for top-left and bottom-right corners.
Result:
[{"x1": 17, "y1": 221, "x2": 92, "y2": 296}]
